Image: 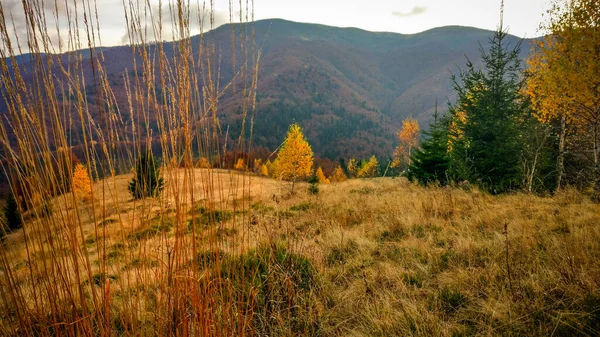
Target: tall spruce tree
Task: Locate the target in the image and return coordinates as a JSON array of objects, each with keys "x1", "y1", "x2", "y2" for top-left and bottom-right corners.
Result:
[
  {"x1": 407, "y1": 107, "x2": 450, "y2": 186},
  {"x1": 448, "y1": 28, "x2": 529, "y2": 193},
  {"x1": 129, "y1": 150, "x2": 164, "y2": 199}
]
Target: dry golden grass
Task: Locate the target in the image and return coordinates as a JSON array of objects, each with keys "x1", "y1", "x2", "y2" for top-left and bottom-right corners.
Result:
[{"x1": 4, "y1": 173, "x2": 599, "y2": 336}]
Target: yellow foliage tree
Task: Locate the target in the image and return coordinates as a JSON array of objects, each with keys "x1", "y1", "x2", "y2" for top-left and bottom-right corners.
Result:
[
  {"x1": 260, "y1": 164, "x2": 269, "y2": 177},
  {"x1": 330, "y1": 166, "x2": 348, "y2": 182},
  {"x1": 72, "y1": 163, "x2": 92, "y2": 197},
  {"x1": 392, "y1": 118, "x2": 420, "y2": 168},
  {"x1": 525, "y1": 0, "x2": 600, "y2": 193},
  {"x1": 315, "y1": 167, "x2": 330, "y2": 184},
  {"x1": 196, "y1": 157, "x2": 211, "y2": 168},
  {"x1": 347, "y1": 158, "x2": 359, "y2": 178},
  {"x1": 234, "y1": 158, "x2": 246, "y2": 171},
  {"x1": 275, "y1": 123, "x2": 314, "y2": 192},
  {"x1": 358, "y1": 155, "x2": 379, "y2": 178}
]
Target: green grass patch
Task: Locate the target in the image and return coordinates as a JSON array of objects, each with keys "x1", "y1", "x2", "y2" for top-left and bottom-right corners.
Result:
[
  {"x1": 439, "y1": 288, "x2": 468, "y2": 314},
  {"x1": 186, "y1": 207, "x2": 234, "y2": 232},
  {"x1": 325, "y1": 239, "x2": 359, "y2": 267},
  {"x1": 290, "y1": 201, "x2": 313, "y2": 212},
  {"x1": 216, "y1": 244, "x2": 322, "y2": 335},
  {"x1": 127, "y1": 217, "x2": 173, "y2": 241}
]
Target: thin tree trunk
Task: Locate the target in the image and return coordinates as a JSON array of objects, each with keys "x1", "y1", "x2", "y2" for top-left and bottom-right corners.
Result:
[
  {"x1": 593, "y1": 122, "x2": 600, "y2": 201},
  {"x1": 527, "y1": 126, "x2": 550, "y2": 193},
  {"x1": 557, "y1": 114, "x2": 566, "y2": 190}
]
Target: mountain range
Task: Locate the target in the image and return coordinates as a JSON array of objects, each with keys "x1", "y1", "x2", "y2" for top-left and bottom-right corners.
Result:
[{"x1": 0, "y1": 19, "x2": 535, "y2": 161}]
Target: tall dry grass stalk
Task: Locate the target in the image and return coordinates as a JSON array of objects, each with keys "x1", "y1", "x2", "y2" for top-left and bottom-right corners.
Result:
[{"x1": 0, "y1": 0, "x2": 266, "y2": 335}]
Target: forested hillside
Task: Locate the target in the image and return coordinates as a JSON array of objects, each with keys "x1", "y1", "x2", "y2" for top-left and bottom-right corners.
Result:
[{"x1": 0, "y1": 19, "x2": 534, "y2": 159}]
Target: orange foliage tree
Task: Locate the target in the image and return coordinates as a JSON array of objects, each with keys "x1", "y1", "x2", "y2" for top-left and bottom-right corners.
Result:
[
  {"x1": 315, "y1": 167, "x2": 330, "y2": 184},
  {"x1": 72, "y1": 163, "x2": 92, "y2": 198},
  {"x1": 393, "y1": 118, "x2": 420, "y2": 169},
  {"x1": 196, "y1": 157, "x2": 211, "y2": 168},
  {"x1": 274, "y1": 123, "x2": 314, "y2": 192},
  {"x1": 330, "y1": 166, "x2": 348, "y2": 182},
  {"x1": 234, "y1": 158, "x2": 246, "y2": 171}
]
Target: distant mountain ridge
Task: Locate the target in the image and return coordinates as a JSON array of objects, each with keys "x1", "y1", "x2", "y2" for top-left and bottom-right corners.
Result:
[{"x1": 0, "y1": 19, "x2": 535, "y2": 160}]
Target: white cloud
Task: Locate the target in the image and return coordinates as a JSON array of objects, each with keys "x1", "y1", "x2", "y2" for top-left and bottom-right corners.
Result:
[{"x1": 392, "y1": 6, "x2": 428, "y2": 18}]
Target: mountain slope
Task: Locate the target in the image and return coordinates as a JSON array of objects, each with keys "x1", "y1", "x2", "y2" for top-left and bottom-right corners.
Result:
[{"x1": 1, "y1": 19, "x2": 535, "y2": 160}]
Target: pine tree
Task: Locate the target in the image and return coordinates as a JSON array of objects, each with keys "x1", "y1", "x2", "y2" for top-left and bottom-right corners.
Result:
[
  {"x1": 4, "y1": 195, "x2": 22, "y2": 231},
  {"x1": 407, "y1": 109, "x2": 450, "y2": 186},
  {"x1": 448, "y1": 27, "x2": 529, "y2": 193},
  {"x1": 129, "y1": 151, "x2": 164, "y2": 199},
  {"x1": 307, "y1": 174, "x2": 319, "y2": 195},
  {"x1": 274, "y1": 123, "x2": 314, "y2": 193}
]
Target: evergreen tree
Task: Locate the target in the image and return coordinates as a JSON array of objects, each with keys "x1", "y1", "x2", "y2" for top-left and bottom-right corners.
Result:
[
  {"x1": 408, "y1": 110, "x2": 450, "y2": 186},
  {"x1": 448, "y1": 28, "x2": 529, "y2": 193},
  {"x1": 307, "y1": 174, "x2": 319, "y2": 195},
  {"x1": 4, "y1": 195, "x2": 22, "y2": 231},
  {"x1": 129, "y1": 150, "x2": 164, "y2": 199}
]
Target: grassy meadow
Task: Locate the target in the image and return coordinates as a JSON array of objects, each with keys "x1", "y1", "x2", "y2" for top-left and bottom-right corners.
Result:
[{"x1": 2, "y1": 170, "x2": 599, "y2": 336}]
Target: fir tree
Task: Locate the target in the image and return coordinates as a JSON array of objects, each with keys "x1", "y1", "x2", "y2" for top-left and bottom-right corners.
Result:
[
  {"x1": 129, "y1": 151, "x2": 164, "y2": 199},
  {"x1": 408, "y1": 107, "x2": 450, "y2": 186},
  {"x1": 307, "y1": 174, "x2": 319, "y2": 195},
  {"x1": 448, "y1": 28, "x2": 529, "y2": 193}
]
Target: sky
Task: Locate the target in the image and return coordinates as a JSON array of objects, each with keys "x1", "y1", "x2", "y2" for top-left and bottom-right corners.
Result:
[
  {"x1": 1, "y1": 0, "x2": 550, "y2": 52},
  {"x1": 249, "y1": 0, "x2": 549, "y2": 38}
]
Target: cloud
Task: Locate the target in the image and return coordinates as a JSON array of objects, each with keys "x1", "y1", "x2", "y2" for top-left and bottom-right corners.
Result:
[{"x1": 392, "y1": 6, "x2": 428, "y2": 18}]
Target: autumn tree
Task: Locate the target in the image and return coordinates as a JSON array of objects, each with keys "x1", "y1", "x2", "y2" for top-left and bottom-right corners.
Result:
[
  {"x1": 234, "y1": 158, "x2": 246, "y2": 171},
  {"x1": 196, "y1": 157, "x2": 211, "y2": 168},
  {"x1": 129, "y1": 150, "x2": 164, "y2": 199},
  {"x1": 315, "y1": 167, "x2": 330, "y2": 184},
  {"x1": 357, "y1": 155, "x2": 379, "y2": 178},
  {"x1": 393, "y1": 118, "x2": 420, "y2": 169},
  {"x1": 274, "y1": 123, "x2": 314, "y2": 193},
  {"x1": 526, "y1": 0, "x2": 600, "y2": 197},
  {"x1": 347, "y1": 158, "x2": 359, "y2": 178},
  {"x1": 260, "y1": 163, "x2": 270, "y2": 177},
  {"x1": 72, "y1": 163, "x2": 92, "y2": 198},
  {"x1": 330, "y1": 166, "x2": 348, "y2": 182}
]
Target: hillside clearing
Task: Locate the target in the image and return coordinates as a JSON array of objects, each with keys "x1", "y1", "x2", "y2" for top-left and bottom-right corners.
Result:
[{"x1": 2, "y1": 170, "x2": 599, "y2": 336}]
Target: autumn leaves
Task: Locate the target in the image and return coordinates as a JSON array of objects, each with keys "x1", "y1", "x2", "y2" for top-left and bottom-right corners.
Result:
[{"x1": 525, "y1": 0, "x2": 600, "y2": 197}]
